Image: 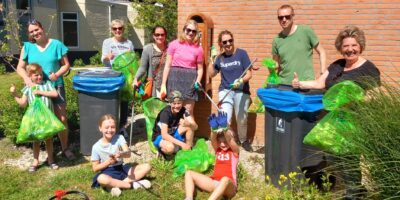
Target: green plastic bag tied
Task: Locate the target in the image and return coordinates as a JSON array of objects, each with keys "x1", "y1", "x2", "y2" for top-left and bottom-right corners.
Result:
[
  {"x1": 303, "y1": 110, "x2": 357, "y2": 155},
  {"x1": 143, "y1": 97, "x2": 167, "y2": 153},
  {"x1": 173, "y1": 139, "x2": 215, "y2": 178},
  {"x1": 112, "y1": 52, "x2": 140, "y2": 101},
  {"x1": 323, "y1": 80, "x2": 365, "y2": 111},
  {"x1": 17, "y1": 97, "x2": 65, "y2": 143}
]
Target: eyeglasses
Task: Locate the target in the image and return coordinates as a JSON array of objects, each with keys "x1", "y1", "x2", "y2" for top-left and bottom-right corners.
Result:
[
  {"x1": 112, "y1": 27, "x2": 124, "y2": 31},
  {"x1": 278, "y1": 15, "x2": 292, "y2": 21},
  {"x1": 185, "y1": 28, "x2": 197, "y2": 35},
  {"x1": 154, "y1": 33, "x2": 165, "y2": 37},
  {"x1": 222, "y1": 39, "x2": 234, "y2": 45}
]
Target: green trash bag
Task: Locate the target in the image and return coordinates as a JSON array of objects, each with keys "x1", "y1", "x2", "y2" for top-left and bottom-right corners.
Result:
[
  {"x1": 143, "y1": 97, "x2": 167, "y2": 153},
  {"x1": 112, "y1": 52, "x2": 140, "y2": 102},
  {"x1": 173, "y1": 139, "x2": 215, "y2": 178},
  {"x1": 17, "y1": 97, "x2": 65, "y2": 144},
  {"x1": 248, "y1": 58, "x2": 280, "y2": 113},
  {"x1": 323, "y1": 80, "x2": 365, "y2": 111},
  {"x1": 303, "y1": 110, "x2": 357, "y2": 155}
]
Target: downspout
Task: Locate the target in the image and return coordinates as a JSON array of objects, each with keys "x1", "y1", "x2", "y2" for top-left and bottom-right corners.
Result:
[{"x1": 108, "y1": 4, "x2": 113, "y2": 37}]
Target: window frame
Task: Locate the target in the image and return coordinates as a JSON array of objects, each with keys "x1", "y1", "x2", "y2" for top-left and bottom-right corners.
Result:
[{"x1": 60, "y1": 12, "x2": 79, "y2": 48}]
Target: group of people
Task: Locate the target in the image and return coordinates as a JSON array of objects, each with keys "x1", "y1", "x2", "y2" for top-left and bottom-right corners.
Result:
[{"x1": 10, "y1": 3, "x2": 381, "y2": 199}]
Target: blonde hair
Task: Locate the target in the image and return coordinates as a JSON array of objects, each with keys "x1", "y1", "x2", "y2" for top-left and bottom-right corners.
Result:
[
  {"x1": 27, "y1": 63, "x2": 43, "y2": 76},
  {"x1": 110, "y1": 19, "x2": 125, "y2": 29},
  {"x1": 335, "y1": 25, "x2": 366, "y2": 53},
  {"x1": 178, "y1": 19, "x2": 200, "y2": 45},
  {"x1": 98, "y1": 114, "x2": 117, "y2": 127}
]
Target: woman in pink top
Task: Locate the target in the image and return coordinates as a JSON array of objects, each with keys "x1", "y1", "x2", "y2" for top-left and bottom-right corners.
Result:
[{"x1": 160, "y1": 20, "x2": 204, "y2": 116}]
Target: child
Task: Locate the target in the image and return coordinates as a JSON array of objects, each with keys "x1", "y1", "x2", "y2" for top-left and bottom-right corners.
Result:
[
  {"x1": 10, "y1": 63, "x2": 59, "y2": 172},
  {"x1": 184, "y1": 111, "x2": 240, "y2": 200},
  {"x1": 91, "y1": 114, "x2": 152, "y2": 196},
  {"x1": 152, "y1": 90, "x2": 198, "y2": 155}
]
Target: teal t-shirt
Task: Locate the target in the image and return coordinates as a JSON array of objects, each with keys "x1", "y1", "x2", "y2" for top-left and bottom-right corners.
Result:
[
  {"x1": 272, "y1": 25, "x2": 319, "y2": 84},
  {"x1": 23, "y1": 39, "x2": 68, "y2": 87}
]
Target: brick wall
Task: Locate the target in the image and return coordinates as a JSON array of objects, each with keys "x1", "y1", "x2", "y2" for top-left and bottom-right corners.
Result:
[{"x1": 178, "y1": 0, "x2": 400, "y2": 145}]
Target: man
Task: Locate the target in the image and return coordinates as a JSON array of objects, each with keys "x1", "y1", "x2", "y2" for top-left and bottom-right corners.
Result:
[
  {"x1": 152, "y1": 91, "x2": 198, "y2": 155},
  {"x1": 272, "y1": 4, "x2": 326, "y2": 85}
]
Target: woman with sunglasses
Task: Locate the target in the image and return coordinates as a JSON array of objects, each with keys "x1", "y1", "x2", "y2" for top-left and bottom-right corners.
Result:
[
  {"x1": 208, "y1": 30, "x2": 254, "y2": 152},
  {"x1": 133, "y1": 26, "x2": 168, "y2": 98},
  {"x1": 161, "y1": 20, "x2": 204, "y2": 116},
  {"x1": 101, "y1": 19, "x2": 134, "y2": 68},
  {"x1": 101, "y1": 19, "x2": 134, "y2": 130},
  {"x1": 16, "y1": 19, "x2": 75, "y2": 160}
]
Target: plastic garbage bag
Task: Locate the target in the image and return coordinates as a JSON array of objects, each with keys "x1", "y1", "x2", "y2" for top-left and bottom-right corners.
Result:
[
  {"x1": 173, "y1": 139, "x2": 215, "y2": 177},
  {"x1": 112, "y1": 52, "x2": 139, "y2": 101},
  {"x1": 143, "y1": 97, "x2": 167, "y2": 153},
  {"x1": 17, "y1": 97, "x2": 65, "y2": 143},
  {"x1": 323, "y1": 80, "x2": 365, "y2": 111}
]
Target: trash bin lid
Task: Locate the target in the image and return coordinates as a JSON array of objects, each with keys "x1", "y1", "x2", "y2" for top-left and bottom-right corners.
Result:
[
  {"x1": 257, "y1": 87, "x2": 324, "y2": 112},
  {"x1": 72, "y1": 69, "x2": 125, "y2": 93}
]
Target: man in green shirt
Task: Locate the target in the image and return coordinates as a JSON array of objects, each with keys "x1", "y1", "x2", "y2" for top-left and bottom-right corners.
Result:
[{"x1": 272, "y1": 4, "x2": 326, "y2": 85}]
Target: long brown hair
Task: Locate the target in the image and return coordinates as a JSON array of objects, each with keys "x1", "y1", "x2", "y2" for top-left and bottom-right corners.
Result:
[{"x1": 27, "y1": 19, "x2": 44, "y2": 43}]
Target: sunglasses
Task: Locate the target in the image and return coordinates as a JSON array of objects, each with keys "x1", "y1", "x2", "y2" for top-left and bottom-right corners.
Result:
[
  {"x1": 222, "y1": 39, "x2": 234, "y2": 45},
  {"x1": 185, "y1": 28, "x2": 197, "y2": 35},
  {"x1": 278, "y1": 15, "x2": 292, "y2": 21},
  {"x1": 112, "y1": 27, "x2": 124, "y2": 31},
  {"x1": 154, "y1": 33, "x2": 165, "y2": 37},
  {"x1": 27, "y1": 19, "x2": 39, "y2": 26}
]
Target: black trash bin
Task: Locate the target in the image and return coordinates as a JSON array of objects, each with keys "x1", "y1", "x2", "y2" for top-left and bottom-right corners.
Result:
[
  {"x1": 73, "y1": 69, "x2": 125, "y2": 155},
  {"x1": 257, "y1": 85, "x2": 325, "y2": 187}
]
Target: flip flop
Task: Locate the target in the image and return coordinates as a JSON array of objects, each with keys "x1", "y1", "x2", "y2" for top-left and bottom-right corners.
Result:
[{"x1": 28, "y1": 165, "x2": 38, "y2": 173}]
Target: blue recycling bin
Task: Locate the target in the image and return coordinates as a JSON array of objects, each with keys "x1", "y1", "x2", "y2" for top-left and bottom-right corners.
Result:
[
  {"x1": 257, "y1": 85, "x2": 325, "y2": 187},
  {"x1": 73, "y1": 69, "x2": 125, "y2": 155}
]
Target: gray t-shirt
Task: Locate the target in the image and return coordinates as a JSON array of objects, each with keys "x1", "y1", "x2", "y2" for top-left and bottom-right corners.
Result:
[
  {"x1": 91, "y1": 134, "x2": 126, "y2": 166},
  {"x1": 101, "y1": 38, "x2": 134, "y2": 68}
]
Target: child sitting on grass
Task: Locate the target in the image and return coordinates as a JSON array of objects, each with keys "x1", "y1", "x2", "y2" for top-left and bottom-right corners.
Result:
[
  {"x1": 91, "y1": 114, "x2": 152, "y2": 196},
  {"x1": 10, "y1": 63, "x2": 59, "y2": 172},
  {"x1": 184, "y1": 111, "x2": 239, "y2": 200}
]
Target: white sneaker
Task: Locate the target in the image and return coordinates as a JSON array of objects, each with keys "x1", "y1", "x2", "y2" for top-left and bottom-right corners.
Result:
[
  {"x1": 110, "y1": 187, "x2": 122, "y2": 197},
  {"x1": 132, "y1": 179, "x2": 151, "y2": 189}
]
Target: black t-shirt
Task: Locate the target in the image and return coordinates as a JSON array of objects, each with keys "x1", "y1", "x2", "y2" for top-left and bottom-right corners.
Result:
[
  {"x1": 325, "y1": 59, "x2": 381, "y2": 90},
  {"x1": 152, "y1": 105, "x2": 190, "y2": 140}
]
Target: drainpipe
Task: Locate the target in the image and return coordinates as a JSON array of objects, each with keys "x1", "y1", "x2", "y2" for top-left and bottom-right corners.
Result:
[{"x1": 108, "y1": 4, "x2": 113, "y2": 37}]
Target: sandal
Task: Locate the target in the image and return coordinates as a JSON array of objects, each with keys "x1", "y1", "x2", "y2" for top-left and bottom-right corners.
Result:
[
  {"x1": 49, "y1": 163, "x2": 59, "y2": 170},
  {"x1": 28, "y1": 165, "x2": 38, "y2": 173}
]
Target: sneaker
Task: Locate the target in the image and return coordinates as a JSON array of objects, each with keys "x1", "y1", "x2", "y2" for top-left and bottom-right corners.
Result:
[
  {"x1": 110, "y1": 187, "x2": 122, "y2": 197},
  {"x1": 241, "y1": 140, "x2": 253, "y2": 152},
  {"x1": 132, "y1": 179, "x2": 151, "y2": 189}
]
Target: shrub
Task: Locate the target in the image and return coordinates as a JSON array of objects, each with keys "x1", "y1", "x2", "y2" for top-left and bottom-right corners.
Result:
[
  {"x1": 0, "y1": 64, "x2": 6, "y2": 75},
  {"x1": 64, "y1": 71, "x2": 79, "y2": 130},
  {"x1": 89, "y1": 52, "x2": 102, "y2": 66},
  {"x1": 73, "y1": 58, "x2": 85, "y2": 67}
]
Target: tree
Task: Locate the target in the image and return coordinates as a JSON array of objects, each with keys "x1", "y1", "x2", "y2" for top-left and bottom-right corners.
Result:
[{"x1": 131, "y1": 0, "x2": 177, "y2": 41}]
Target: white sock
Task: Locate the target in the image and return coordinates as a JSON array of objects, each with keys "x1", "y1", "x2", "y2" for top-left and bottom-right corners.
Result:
[{"x1": 132, "y1": 179, "x2": 151, "y2": 189}]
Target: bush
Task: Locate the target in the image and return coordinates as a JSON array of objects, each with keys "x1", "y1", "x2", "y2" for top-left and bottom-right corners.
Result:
[
  {"x1": 64, "y1": 71, "x2": 79, "y2": 130},
  {"x1": 73, "y1": 58, "x2": 85, "y2": 67},
  {"x1": 0, "y1": 64, "x2": 6, "y2": 75},
  {"x1": 89, "y1": 52, "x2": 102, "y2": 66}
]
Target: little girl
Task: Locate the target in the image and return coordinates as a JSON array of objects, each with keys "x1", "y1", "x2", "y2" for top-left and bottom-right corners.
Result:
[
  {"x1": 91, "y1": 114, "x2": 152, "y2": 195},
  {"x1": 184, "y1": 112, "x2": 240, "y2": 200},
  {"x1": 10, "y1": 63, "x2": 59, "y2": 172}
]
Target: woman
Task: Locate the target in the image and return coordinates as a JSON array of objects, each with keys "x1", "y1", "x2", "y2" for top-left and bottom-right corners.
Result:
[
  {"x1": 101, "y1": 19, "x2": 134, "y2": 129},
  {"x1": 16, "y1": 19, "x2": 75, "y2": 160},
  {"x1": 292, "y1": 25, "x2": 380, "y2": 90},
  {"x1": 160, "y1": 20, "x2": 204, "y2": 116},
  {"x1": 208, "y1": 30, "x2": 253, "y2": 152},
  {"x1": 101, "y1": 19, "x2": 134, "y2": 68},
  {"x1": 133, "y1": 26, "x2": 168, "y2": 98},
  {"x1": 292, "y1": 25, "x2": 380, "y2": 198}
]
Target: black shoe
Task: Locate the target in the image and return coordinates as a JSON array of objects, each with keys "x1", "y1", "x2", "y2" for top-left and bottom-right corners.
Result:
[{"x1": 241, "y1": 141, "x2": 253, "y2": 152}]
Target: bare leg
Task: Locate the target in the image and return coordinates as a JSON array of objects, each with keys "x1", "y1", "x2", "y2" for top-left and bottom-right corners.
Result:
[
  {"x1": 32, "y1": 141, "x2": 40, "y2": 166},
  {"x1": 178, "y1": 125, "x2": 194, "y2": 148},
  {"x1": 54, "y1": 103, "x2": 74, "y2": 158},
  {"x1": 97, "y1": 174, "x2": 131, "y2": 189},
  {"x1": 185, "y1": 170, "x2": 215, "y2": 199},
  {"x1": 184, "y1": 100, "x2": 195, "y2": 117},
  {"x1": 126, "y1": 163, "x2": 152, "y2": 182},
  {"x1": 44, "y1": 138, "x2": 55, "y2": 164},
  {"x1": 209, "y1": 177, "x2": 236, "y2": 200},
  {"x1": 159, "y1": 140, "x2": 176, "y2": 155}
]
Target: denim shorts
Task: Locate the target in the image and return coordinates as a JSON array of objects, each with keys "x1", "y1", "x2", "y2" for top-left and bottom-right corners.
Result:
[
  {"x1": 153, "y1": 128, "x2": 185, "y2": 149},
  {"x1": 53, "y1": 86, "x2": 67, "y2": 105}
]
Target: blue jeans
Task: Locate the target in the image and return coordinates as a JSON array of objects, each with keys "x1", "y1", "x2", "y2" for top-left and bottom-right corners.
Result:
[{"x1": 218, "y1": 89, "x2": 250, "y2": 143}]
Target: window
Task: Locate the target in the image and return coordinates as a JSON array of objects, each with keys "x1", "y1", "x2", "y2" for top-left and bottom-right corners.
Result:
[{"x1": 61, "y1": 12, "x2": 79, "y2": 48}]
